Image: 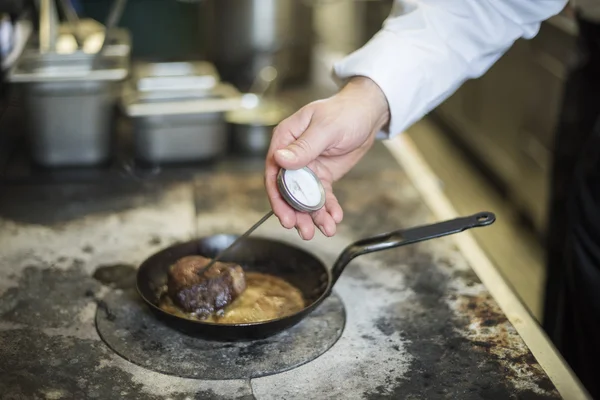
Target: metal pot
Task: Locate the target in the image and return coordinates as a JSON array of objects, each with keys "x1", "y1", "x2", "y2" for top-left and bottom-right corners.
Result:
[
  {"x1": 202, "y1": 0, "x2": 314, "y2": 91},
  {"x1": 226, "y1": 94, "x2": 293, "y2": 157}
]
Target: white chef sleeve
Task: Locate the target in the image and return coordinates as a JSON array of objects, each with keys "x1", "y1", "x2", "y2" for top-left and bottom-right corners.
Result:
[{"x1": 333, "y1": 0, "x2": 568, "y2": 139}]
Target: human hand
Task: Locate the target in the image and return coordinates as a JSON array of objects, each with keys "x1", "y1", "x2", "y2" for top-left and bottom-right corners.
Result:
[{"x1": 265, "y1": 76, "x2": 390, "y2": 240}]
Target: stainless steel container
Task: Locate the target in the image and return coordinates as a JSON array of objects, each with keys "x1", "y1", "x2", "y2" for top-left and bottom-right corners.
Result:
[
  {"x1": 121, "y1": 62, "x2": 242, "y2": 164},
  {"x1": 203, "y1": 0, "x2": 314, "y2": 90},
  {"x1": 24, "y1": 79, "x2": 120, "y2": 166},
  {"x1": 132, "y1": 111, "x2": 228, "y2": 164},
  {"x1": 230, "y1": 123, "x2": 275, "y2": 156},
  {"x1": 8, "y1": 23, "x2": 131, "y2": 167},
  {"x1": 227, "y1": 94, "x2": 293, "y2": 157},
  {"x1": 133, "y1": 61, "x2": 220, "y2": 93}
]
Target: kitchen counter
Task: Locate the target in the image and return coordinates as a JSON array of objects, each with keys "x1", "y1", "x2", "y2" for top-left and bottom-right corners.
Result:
[{"x1": 0, "y1": 132, "x2": 589, "y2": 399}]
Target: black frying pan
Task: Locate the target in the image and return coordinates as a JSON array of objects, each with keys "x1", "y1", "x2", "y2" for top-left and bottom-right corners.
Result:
[{"x1": 137, "y1": 211, "x2": 495, "y2": 341}]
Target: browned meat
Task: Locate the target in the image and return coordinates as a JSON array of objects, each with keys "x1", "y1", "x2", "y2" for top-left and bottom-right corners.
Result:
[{"x1": 167, "y1": 255, "x2": 246, "y2": 318}]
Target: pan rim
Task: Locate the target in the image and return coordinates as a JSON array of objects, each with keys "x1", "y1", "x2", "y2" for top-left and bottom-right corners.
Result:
[{"x1": 136, "y1": 234, "x2": 334, "y2": 328}]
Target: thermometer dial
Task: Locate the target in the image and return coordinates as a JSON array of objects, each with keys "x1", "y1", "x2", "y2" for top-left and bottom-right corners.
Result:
[{"x1": 276, "y1": 167, "x2": 326, "y2": 213}]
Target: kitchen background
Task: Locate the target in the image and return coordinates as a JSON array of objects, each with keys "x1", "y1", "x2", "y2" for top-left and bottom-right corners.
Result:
[{"x1": 0, "y1": 0, "x2": 578, "y2": 322}]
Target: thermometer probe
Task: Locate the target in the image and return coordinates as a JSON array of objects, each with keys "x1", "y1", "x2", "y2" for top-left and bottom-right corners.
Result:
[{"x1": 199, "y1": 167, "x2": 326, "y2": 272}]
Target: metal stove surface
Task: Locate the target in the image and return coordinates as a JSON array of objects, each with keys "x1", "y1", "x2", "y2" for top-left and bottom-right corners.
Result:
[
  {"x1": 0, "y1": 144, "x2": 561, "y2": 399},
  {"x1": 96, "y1": 284, "x2": 345, "y2": 380}
]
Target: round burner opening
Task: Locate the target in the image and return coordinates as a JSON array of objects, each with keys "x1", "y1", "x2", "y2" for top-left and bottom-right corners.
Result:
[{"x1": 95, "y1": 288, "x2": 346, "y2": 380}]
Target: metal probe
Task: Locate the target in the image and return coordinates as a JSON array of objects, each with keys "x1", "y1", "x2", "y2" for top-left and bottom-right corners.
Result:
[{"x1": 196, "y1": 167, "x2": 325, "y2": 274}]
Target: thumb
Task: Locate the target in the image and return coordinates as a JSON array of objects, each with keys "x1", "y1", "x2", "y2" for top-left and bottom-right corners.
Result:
[{"x1": 275, "y1": 125, "x2": 333, "y2": 170}]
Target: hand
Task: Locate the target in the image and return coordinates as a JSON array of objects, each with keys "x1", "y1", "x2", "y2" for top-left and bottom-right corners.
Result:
[{"x1": 265, "y1": 76, "x2": 390, "y2": 240}]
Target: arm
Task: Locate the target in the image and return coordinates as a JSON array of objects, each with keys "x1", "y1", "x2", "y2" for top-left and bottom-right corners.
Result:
[
  {"x1": 333, "y1": 0, "x2": 568, "y2": 138},
  {"x1": 266, "y1": 0, "x2": 568, "y2": 240}
]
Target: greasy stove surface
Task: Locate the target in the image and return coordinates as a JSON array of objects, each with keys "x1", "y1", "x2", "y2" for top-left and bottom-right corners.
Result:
[
  {"x1": 96, "y1": 286, "x2": 346, "y2": 380},
  {"x1": 0, "y1": 143, "x2": 561, "y2": 399}
]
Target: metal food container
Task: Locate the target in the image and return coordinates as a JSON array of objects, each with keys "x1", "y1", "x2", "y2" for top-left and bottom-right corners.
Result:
[
  {"x1": 131, "y1": 111, "x2": 228, "y2": 164},
  {"x1": 203, "y1": 0, "x2": 314, "y2": 90},
  {"x1": 133, "y1": 61, "x2": 220, "y2": 92},
  {"x1": 226, "y1": 94, "x2": 293, "y2": 157},
  {"x1": 8, "y1": 22, "x2": 131, "y2": 167},
  {"x1": 121, "y1": 62, "x2": 242, "y2": 164}
]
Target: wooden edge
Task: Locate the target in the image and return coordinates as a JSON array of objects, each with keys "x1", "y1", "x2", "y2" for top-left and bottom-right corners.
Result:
[{"x1": 383, "y1": 134, "x2": 590, "y2": 400}]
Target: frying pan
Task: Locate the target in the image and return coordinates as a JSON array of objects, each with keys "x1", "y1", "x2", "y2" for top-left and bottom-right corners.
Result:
[{"x1": 137, "y1": 211, "x2": 495, "y2": 341}]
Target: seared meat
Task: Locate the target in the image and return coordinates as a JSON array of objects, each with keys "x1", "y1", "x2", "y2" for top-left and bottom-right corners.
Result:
[{"x1": 167, "y1": 255, "x2": 246, "y2": 318}]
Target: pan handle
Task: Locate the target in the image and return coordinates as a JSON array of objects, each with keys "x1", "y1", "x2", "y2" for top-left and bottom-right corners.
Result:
[{"x1": 330, "y1": 211, "x2": 496, "y2": 286}]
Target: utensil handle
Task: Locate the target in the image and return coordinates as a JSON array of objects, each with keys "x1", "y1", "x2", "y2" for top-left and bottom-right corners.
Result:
[
  {"x1": 330, "y1": 212, "x2": 495, "y2": 286},
  {"x1": 39, "y1": 0, "x2": 59, "y2": 53},
  {"x1": 92, "y1": 0, "x2": 128, "y2": 69}
]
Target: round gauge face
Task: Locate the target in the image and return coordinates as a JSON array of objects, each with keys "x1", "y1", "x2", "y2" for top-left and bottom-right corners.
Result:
[{"x1": 277, "y1": 167, "x2": 325, "y2": 212}]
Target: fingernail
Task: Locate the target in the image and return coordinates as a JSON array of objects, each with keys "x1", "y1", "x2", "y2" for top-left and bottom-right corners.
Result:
[
  {"x1": 296, "y1": 228, "x2": 304, "y2": 240},
  {"x1": 318, "y1": 225, "x2": 327, "y2": 236},
  {"x1": 277, "y1": 149, "x2": 297, "y2": 161}
]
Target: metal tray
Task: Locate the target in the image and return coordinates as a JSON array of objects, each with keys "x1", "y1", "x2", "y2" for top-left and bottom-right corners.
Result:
[
  {"x1": 122, "y1": 82, "x2": 242, "y2": 163},
  {"x1": 7, "y1": 23, "x2": 131, "y2": 167},
  {"x1": 7, "y1": 28, "x2": 131, "y2": 83},
  {"x1": 23, "y1": 80, "x2": 120, "y2": 167},
  {"x1": 121, "y1": 82, "x2": 242, "y2": 117},
  {"x1": 132, "y1": 112, "x2": 229, "y2": 164},
  {"x1": 132, "y1": 61, "x2": 220, "y2": 92}
]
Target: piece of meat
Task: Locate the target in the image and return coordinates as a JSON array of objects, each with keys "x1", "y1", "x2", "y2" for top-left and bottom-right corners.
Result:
[{"x1": 167, "y1": 255, "x2": 246, "y2": 318}]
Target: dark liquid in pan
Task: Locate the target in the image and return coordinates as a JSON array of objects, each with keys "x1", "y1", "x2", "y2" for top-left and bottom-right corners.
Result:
[{"x1": 158, "y1": 272, "x2": 305, "y2": 324}]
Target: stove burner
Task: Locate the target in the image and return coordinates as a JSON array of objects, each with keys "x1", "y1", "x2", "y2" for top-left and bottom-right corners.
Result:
[{"x1": 95, "y1": 289, "x2": 346, "y2": 380}]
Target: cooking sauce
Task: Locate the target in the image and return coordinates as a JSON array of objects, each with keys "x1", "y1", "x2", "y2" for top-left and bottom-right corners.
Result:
[{"x1": 158, "y1": 272, "x2": 305, "y2": 324}]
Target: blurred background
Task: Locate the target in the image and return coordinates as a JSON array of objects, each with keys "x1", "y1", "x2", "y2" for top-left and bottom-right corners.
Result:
[{"x1": 0, "y1": 0, "x2": 579, "y2": 323}]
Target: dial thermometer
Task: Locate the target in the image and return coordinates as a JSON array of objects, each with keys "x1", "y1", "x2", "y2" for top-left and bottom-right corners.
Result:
[
  {"x1": 198, "y1": 167, "x2": 326, "y2": 273},
  {"x1": 276, "y1": 167, "x2": 326, "y2": 212}
]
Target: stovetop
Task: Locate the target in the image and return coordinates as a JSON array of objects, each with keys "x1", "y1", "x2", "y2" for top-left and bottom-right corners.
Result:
[
  {"x1": 96, "y1": 280, "x2": 346, "y2": 380},
  {"x1": 0, "y1": 143, "x2": 562, "y2": 399}
]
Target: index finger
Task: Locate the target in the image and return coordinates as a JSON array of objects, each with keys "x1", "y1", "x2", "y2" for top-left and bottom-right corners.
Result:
[
  {"x1": 264, "y1": 109, "x2": 312, "y2": 229},
  {"x1": 265, "y1": 162, "x2": 296, "y2": 229}
]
